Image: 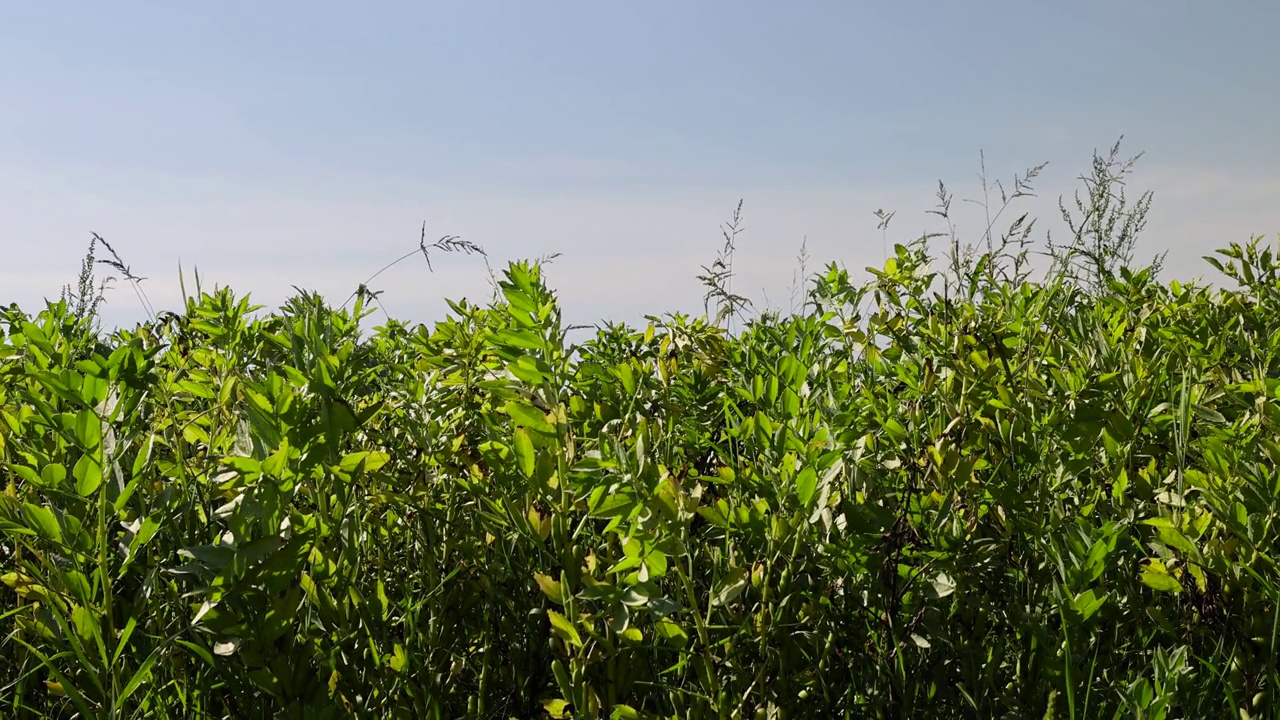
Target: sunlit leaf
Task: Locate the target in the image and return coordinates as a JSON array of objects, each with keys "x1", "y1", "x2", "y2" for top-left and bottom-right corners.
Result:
[
  {"x1": 710, "y1": 567, "x2": 749, "y2": 607},
  {"x1": 547, "y1": 610, "x2": 583, "y2": 648}
]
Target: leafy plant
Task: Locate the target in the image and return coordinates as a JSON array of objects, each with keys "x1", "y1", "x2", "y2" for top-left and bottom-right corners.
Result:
[{"x1": 2, "y1": 146, "x2": 1277, "y2": 719}]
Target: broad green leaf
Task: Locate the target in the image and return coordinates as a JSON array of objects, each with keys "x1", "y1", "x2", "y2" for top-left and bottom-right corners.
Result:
[
  {"x1": 547, "y1": 610, "x2": 583, "y2": 648},
  {"x1": 72, "y1": 409, "x2": 101, "y2": 451},
  {"x1": 493, "y1": 328, "x2": 544, "y2": 351},
  {"x1": 795, "y1": 466, "x2": 817, "y2": 506},
  {"x1": 73, "y1": 453, "x2": 103, "y2": 497},
  {"x1": 1153, "y1": 526, "x2": 1198, "y2": 558},
  {"x1": 1139, "y1": 561, "x2": 1183, "y2": 594},
  {"x1": 338, "y1": 451, "x2": 370, "y2": 473},
  {"x1": 1072, "y1": 589, "x2": 1108, "y2": 621},
  {"x1": 505, "y1": 401, "x2": 555, "y2": 435},
  {"x1": 620, "y1": 585, "x2": 650, "y2": 607},
  {"x1": 40, "y1": 464, "x2": 67, "y2": 488},
  {"x1": 70, "y1": 604, "x2": 101, "y2": 643},
  {"x1": 710, "y1": 567, "x2": 749, "y2": 607},
  {"x1": 644, "y1": 549, "x2": 668, "y2": 578},
  {"x1": 23, "y1": 504, "x2": 62, "y2": 544},
  {"x1": 588, "y1": 487, "x2": 637, "y2": 518},
  {"x1": 361, "y1": 450, "x2": 390, "y2": 473},
  {"x1": 11, "y1": 465, "x2": 41, "y2": 486},
  {"x1": 507, "y1": 356, "x2": 550, "y2": 386},
  {"x1": 81, "y1": 368, "x2": 109, "y2": 404},
  {"x1": 697, "y1": 500, "x2": 731, "y2": 528},
  {"x1": 654, "y1": 618, "x2": 688, "y2": 645},
  {"x1": 513, "y1": 428, "x2": 535, "y2": 477}
]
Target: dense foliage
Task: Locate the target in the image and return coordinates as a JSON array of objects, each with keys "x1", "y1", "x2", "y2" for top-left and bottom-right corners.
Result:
[{"x1": 2, "y1": 166, "x2": 1279, "y2": 718}]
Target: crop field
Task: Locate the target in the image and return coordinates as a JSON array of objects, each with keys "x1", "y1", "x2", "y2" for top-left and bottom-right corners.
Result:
[{"x1": 2, "y1": 148, "x2": 1278, "y2": 718}]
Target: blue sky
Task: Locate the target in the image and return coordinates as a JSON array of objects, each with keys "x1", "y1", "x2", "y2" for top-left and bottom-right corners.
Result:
[{"x1": 2, "y1": 2, "x2": 1278, "y2": 329}]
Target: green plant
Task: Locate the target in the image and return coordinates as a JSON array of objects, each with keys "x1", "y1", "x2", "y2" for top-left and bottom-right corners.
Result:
[{"x1": 2, "y1": 146, "x2": 1277, "y2": 719}]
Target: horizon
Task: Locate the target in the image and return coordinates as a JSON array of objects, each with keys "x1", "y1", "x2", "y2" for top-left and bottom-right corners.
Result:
[{"x1": 3, "y1": 2, "x2": 1278, "y2": 330}]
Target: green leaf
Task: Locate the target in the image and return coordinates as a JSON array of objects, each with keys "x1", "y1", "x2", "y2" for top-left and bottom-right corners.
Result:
[
  {"x1": 337, "y1": 451, "x2": 368, "y2": 473},
  {"x1": 547, "y1": 610, "x2": 583, "y2": 648},
  {"x1": 620, "y1": 585, "x2": 650, "y2": 607},
  {"x1": 388, "y1": 643, "x2": 408, "y2": 674},
  {"x1": 176, "y1": 379, "x2": 216, "y2": 400},
  {"x1": 73, "y1": 453, "x2": 104, "y2": 497},
  {"x1": 513, "y1": 428, "x2": 536, "y2": 477},
  {"x1": 710, "y1": 567, "x2": 749, "y2": 607},
  {"x1": 376, "y1": 580, "x2": 390, "y2": 621},
  {"x1": 40, "y1": 464, "x2": 67, "y2": 488},
  {"x1": 360, "y1": 448, "x2": 389, "y2": 471},
  {"x1": 507, "y1": 356, "x2": 551, "y2": 386},
  {"x1": 11, "y1": 465, "x2": 41, "y2": 486},
  {"x1": 23, "y1": 504, "x2": 63, "y2": 544},
  {"x1": 123, "y1": 516, "x2": 162, "y2": 572},
  {"x1": 493, "y1": 328, "x2": 544, "y2": 351},
  {"x1": 1071, "y1": 589, "x2": 1108, "y2": 621},
  {"x1": 70, "y1": 604, "x2": 102, "y2": 643},
  {"x1": 644, "y1": 549, "x2": 668, "y2": 578},
  {"x1": 795, "y1": 466, "x2": 817, "y2": 507},
  {"x1": 262, "y1": 441, "x2": 291, "y2": 477},
  {"x1": 505, "y1": 401, "x2": 555, "y2": 435},
  {"x1": 1154, "y1": 526, "x2": 1199, "y2": 558},
  {"x1": 130, "y1": 434, "x2": 154, "y2": 479},
  {"x1": 1139, "y1": 561, "x2": 1183, "y2": 594},
  {"x1": 72, "y1": 409, "x2": 102, "y2": 451},
  {"x1": 1190, "y1": 403, "x2": 1225, "y2": 424},
  {"x1": 327, "y1": 397, "x2": 358, "y2": 436},
  {"x1": 588, "y1": 487, "x2": 637, "y2": 518},
  {"x1": 81, "y1": 373, "x2": 109, "y2": 408},
  {"x1": 654, "y1": 618, "x2": 688, "y2": 645}
]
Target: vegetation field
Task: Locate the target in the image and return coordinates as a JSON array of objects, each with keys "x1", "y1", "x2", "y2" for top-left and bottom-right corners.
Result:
[{"x1": 2, "y1": 146, "x2": 1278, "y2": 718}]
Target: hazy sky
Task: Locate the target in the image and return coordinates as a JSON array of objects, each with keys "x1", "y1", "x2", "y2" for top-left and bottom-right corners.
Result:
[{"x1": 2, "y1": 2, "x2": 1278, "y2": 330}]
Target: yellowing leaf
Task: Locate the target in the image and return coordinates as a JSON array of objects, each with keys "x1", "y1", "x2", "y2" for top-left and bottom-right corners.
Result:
[
  {"x1": 542, "y1": 699, "x2": 571, "y2": 718},
  {"x1": 534, "y1": 573, "x2": 565, "y2": 605}
]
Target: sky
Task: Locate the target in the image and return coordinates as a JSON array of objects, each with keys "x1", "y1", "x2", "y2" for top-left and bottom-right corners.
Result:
[{"x1": 2, "y1": 1, "x2": 1278, "y2": 331}]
